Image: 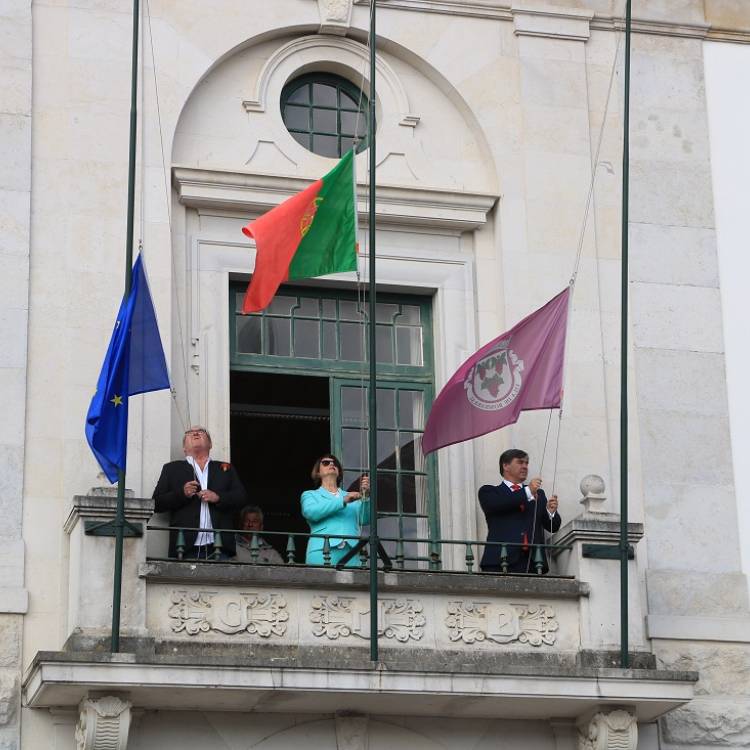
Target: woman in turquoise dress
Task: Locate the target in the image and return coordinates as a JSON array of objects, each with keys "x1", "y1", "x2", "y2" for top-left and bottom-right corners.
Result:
[{"x1": 301, "y1": 454, "x2": 370, "y2": 567}]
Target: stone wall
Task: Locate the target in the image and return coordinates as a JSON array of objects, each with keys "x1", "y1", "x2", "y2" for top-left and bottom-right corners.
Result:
[{"x1": 0, "y1": 1, "x2": 31, "y2": 749}]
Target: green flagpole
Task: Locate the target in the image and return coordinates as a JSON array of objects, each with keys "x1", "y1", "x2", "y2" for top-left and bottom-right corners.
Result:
[
  {"x1": 619, "y1": 0, "x2": 632, "y2": 669},
  {"x1": 111, "y1": 0, "x2": 140, "y2": 653},
  {"x1": 367, "y1": 0, "x2": 380, "y2": 663}
]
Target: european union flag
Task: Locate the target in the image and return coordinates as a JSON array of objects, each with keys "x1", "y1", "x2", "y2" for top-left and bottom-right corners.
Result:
[{"x1": 85, "y1": 254, "x2": 170, "y2": 483}]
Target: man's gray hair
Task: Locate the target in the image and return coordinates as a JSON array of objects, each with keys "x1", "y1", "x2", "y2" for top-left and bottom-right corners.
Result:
[{"x1": 240, "y1": 505, "x2": 263, "y2": 522}]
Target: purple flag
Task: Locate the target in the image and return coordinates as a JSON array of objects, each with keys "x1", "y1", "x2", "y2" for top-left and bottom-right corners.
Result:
[{"x1": 422, "y1": 287, "x2": 571, "y2": 454}]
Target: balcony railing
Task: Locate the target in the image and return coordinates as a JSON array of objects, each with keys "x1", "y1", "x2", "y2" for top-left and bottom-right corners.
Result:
[{"x1": 145, "y1": 524, "x2": 573, "y2": 574}]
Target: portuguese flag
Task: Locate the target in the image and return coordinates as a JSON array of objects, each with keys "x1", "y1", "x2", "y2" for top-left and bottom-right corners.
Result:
[{"x1": 241, "y1": 150, "x2": 358, "y2": 313}]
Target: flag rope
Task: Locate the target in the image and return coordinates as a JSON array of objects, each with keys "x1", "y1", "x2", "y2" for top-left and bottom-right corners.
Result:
[{"x1": 144, "y1": 0, "x2": 192, "y2": 433}]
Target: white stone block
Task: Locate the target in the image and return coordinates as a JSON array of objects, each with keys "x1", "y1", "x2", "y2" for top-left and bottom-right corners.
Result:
[
  {"x1": 0, "y1": 115, "x2": 31, "y2": 193},
  {"x1": 631, "y1": 283, "x2": 724, "y2": 353},
  {"x1": 635, "y1": 349, "x2": 729, "y2": 417},
  {"x1": 631, "y1": 223, "x2": 719, "y2": 288},
  {"x1": 0, "y1": 188, "x2": 30, "y2": 257}
]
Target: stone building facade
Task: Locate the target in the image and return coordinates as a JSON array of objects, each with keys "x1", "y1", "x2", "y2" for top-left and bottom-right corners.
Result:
[{"x1": 2, "y1": 0, "x2": 750, "y2": 748}]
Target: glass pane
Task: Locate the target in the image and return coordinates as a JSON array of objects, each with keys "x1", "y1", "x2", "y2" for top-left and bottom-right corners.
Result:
[
  {"x1": 312, "y1": 108, "x2": 337, "y2": 133},
  {"x1": 376, "y1": 303, "x2": 399, "y2": 323},
  {"x1": 376, "y1": 473, "x2": 397, "y2": 513},
  {"x1": 343, "y1": 471, "x2": 366, "y2": 493},
  {"x1": 294, "y1": 319, "x2": 320, "y2": 358},
  {"x1": 295, "y1": 297, "x2": 319, "y2": 317},
  {"x1": 377, "y1": 430, "x2": 397, "y2": 467},
  {"x1": 376, "y1": 388, "x2": 396, "y2": 428},
  {"x1": 340, "y1": 110, "x2": 363, "y2": 136},
  {"x1": 236, "y1": 315, "x2": 261, "y2": 354},
  {"x1": 287, "y1": 85, "x2": 309, "y2": 105},
  {"x1": 398, "y1": 390, "x2": 425, "y2": 429},
  {"x1": 376, "y1": 324, "x2": 393, "y2": 364},
  {"x1": 235, "y1": 291, "x2": 246, "y2": 312},
  {"x1": 396, "y1": 326, "x2": 423, "y2": 366},
  {"x1": 339, "y1": 300, "x2": 363, "y2": 321},
  {"x1": 312, "y1": 134, "x2": 339, "y2": 158},
  {"x1": 321, "y1": 299, "x2": 337, "y2": 318},
  {"x1": 341, "y1": 386, "x2": 366, "y2": 426},
  {"x1": 267, "y1": 295, "x2": 296, "y2": 316},
  {"x1": 265, "y1": 317, "x2": 290, "y2": 356},
  {"x1": 291, "y1": 131, "x2": 310, "y2": 150},
  {"x1": 322, "y1": 321, "x2": 336, "y2": 358},
  {"x1": 398, "y1": 432, "x2": 424, "y2": 471},
  {"x1": 341, "y1": 137, "x2": 355, "y2": 154},
  {"x1": 284, "y1": 104, "x2": 309, "y2": 130},
  {"x1": 398, "y1": 305, "x2": 421, "y2": 325},
  {"x1": 340, "y1": 322, "x2": 364, "y2": 361},
  {"x1": 340, "y1": 90, "x2": 359, "y2": 109},
  {"x1": 312, "y1": 83, "x2": 337, "y2": 107},
  {"x1": 378, "y1": 514, "x2": 400, "y2": 542},
  {"x1": 342, "y1": 427, "x2": 366, "y2": 469},
  {"x1": 401, "y1": 475, "x2": 428, "y2": 515}
]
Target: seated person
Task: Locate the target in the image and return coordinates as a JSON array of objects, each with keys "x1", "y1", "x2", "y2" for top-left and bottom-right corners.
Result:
[
  {"x1": 152, "y1": 426, "x2": 247, "y2": 559},
  {"x1": 235, "y1": 505, "x2": 284, "y2": 564},
  {"x1": 301, "y1": 454, "x2": 369, "y2": 567},
  {"x1": 478, "y1": 448, "x2": 561, "y2": 574}
]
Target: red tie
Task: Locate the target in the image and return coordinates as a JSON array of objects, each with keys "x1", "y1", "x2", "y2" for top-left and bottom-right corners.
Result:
[{"x1": 511, "y1": 484, "x2": 521, "y2": 492}]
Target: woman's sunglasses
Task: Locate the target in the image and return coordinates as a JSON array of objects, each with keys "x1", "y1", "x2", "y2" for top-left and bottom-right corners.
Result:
[{"x1": 320, "y1": 459, "x2": 337, "y2": 467}]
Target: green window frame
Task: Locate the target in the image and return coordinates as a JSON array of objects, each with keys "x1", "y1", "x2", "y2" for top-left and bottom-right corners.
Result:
[
  {"x1": 281, "y1": 72, "x2": 370, "y2": 158},
  {"x1": 230, "y1": 284, "x2": 439, "y2": 557}
]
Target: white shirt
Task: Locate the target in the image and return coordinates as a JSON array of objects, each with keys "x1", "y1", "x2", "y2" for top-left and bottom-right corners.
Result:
[
  {"x1": 186, "y1": 456, "x2": 214, "y2": 546},
  {"x1": 502, "y1": 479, "x2": 557, "y2": 520}
]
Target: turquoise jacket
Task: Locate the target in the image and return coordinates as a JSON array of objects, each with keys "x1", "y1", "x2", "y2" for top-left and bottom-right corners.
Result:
[{"x1": 301, "y1": 486, "x2": 370, "y2": 564}]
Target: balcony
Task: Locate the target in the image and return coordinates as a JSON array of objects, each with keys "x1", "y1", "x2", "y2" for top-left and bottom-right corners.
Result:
[{"x1": 22, "y1": 478, "x2": 696, "y2": 750}]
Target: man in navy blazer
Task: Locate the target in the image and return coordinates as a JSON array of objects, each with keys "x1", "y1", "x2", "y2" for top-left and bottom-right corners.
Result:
[
  {"x1": 153, "y1": 426, "x2": 247, "y2": 559},
  {"x1": 478, "y1": 448, "x2": 561, "y2": 573}
]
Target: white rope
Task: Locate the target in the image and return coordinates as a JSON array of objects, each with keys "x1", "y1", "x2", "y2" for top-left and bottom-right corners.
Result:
[{"x1": 144, "y1": 0, "x2": 191, "y2": 431}]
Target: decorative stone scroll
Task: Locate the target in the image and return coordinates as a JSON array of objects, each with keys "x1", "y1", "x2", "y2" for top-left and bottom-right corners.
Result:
[
  {"x1": 445, "y1": 601, "x2": 558, "y2": 646},
  {"x1": 75, "y1": 696, "x2": 132, "y2": 750},
  {"x1": 578, "y1": 710, "x2": 637, "y2": 750},
  {"x1": 310, "y1": 595, "x2": 426, "y2": 642},
  {"x1": 168, "y1": 590, "x2": 288, "y2": 637}
]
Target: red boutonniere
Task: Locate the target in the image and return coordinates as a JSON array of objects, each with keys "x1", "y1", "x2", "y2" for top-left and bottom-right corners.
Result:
[{"x1": 221, "y1": 462, "x2": 230, "y2": 472}]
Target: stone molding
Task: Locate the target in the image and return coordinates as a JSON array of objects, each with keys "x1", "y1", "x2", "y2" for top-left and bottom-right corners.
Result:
[
  {"x1": 446, "y1": 601, "x2": 558, "y2": 646},
  {"x1": 75, "y1": 696, "x2": 132, "y2": 750},
  {"x1": 173, "y1": 167, "x2": 498, "y2": 231},
  {"x1": 511, "y1": 3, "x2": 593, "y2": 42},
  {"x1": 168, "y1": 590, "x2": 289, "y2": 637},
  {"x1": 241, "y1": 35, "x2": 417, "y2": 129},
  {"x1": 578, "y1": 709, "x2": 637, "y2": 750},
  {"x1": 310, "y1": 595, "x2": 426, "y2": 642},
  {"x1": 64, "y1": 495, "x2": 155, "y2": 535},
  {"x1": 552, "y1": 515, "x2": 644, "y2": 554},
  {"x1": 318, "y1": 0, "x2": 354, "y2": 35},
  {"x1": 351, "y1": 0, "x2": 750, "y2": 44}
]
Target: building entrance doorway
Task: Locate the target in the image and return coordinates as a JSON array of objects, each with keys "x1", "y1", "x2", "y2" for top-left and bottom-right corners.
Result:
[{"x1": 230, "y1": 370, "x2": 330, "y2": 561}]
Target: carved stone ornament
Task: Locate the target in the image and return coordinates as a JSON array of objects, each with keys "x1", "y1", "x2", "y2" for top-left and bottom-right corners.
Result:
[
  {"x1": 445, "y1": 601, "x2": 558, "y2": 646},
  {"x1": 75, "y1": 696, "x2": 132, "y2": 750},
  {"x1": 168, "y1": 589, "x2": 288, "y2": 637},
  {"x1": 318, "y1": 0, "x2": 353, "y2": 34},
  {"x1": 578, "y1": 710, "x2": 638, "y2": 750},
  {"x1": 311, "y1": 595, "x2": 426, "y2": 642}
]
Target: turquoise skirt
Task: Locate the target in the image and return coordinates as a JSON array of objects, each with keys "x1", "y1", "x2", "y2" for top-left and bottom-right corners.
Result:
[{"x1": 306, "y1": 543, "x2": 364, "y2": 568}]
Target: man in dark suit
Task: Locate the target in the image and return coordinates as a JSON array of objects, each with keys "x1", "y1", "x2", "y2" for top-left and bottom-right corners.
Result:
[
  {"x1": 478, "y1": 448, "x2": 561, "y2": 573},
  {"x1": 153, "y1": 426, "x2": 247, "y2": 559}
]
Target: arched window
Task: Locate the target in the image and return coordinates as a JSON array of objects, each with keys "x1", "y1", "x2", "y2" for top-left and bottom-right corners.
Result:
[{"x1": 281, "y1": 73, "x2": 369, "y2": 158}]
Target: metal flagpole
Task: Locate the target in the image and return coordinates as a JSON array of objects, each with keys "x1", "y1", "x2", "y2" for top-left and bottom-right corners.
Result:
[
  {"x1": 367, "y1": 0, "x2": 380, "y2": 663},
  {"x1": 111, "y1": 0, "x2": 140, "y2": 653},
  {"x1": 619, "y1": 0, "x2": 632, "y2": 669}
]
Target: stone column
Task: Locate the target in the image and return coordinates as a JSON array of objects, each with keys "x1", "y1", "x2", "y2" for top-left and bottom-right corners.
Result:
[
  {"x1": 64, "y1": 490, "x2": 154, "y2": 648},
  {"x1": 552, "y1": 476, "x2": 645, "y2": 652}
]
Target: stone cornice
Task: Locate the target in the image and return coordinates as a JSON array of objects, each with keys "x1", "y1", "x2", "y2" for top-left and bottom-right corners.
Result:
[
  {"x1": 352, "y1": 0, "x2": 750, "y2": 44},
  {"x1": 172, "y1": 167, "x2": 498, "y2": 231}
]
